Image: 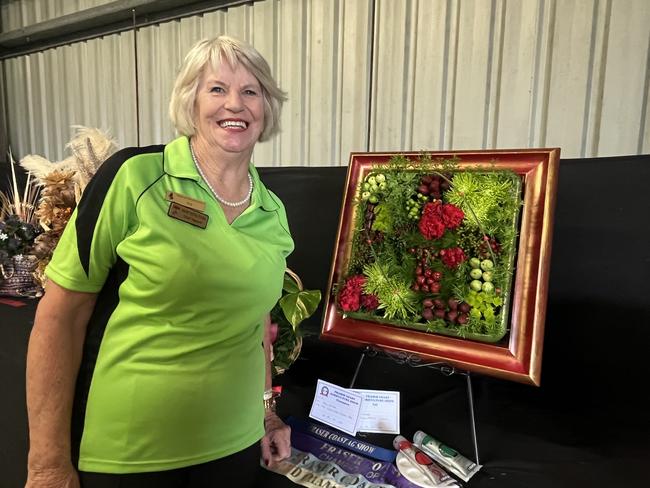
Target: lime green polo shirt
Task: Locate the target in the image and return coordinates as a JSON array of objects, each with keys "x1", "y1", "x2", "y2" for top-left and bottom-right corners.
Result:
[{"x1": 45, "y1": 136, "x2": 294, "y2": 473}]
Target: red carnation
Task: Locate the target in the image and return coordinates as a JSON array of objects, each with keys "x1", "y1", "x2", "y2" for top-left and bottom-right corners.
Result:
[
  {"x1": 361, "y1": 293, "x2": 379, "y2": 311},
  {"x1": 441, "y1": 247, "x2": 466, "y2": 269},
  {"x1": 441, "y1": 204, "x2": 464, "y2": 229},
  {"x1": 418, "y1": 202, "x2": 446, "y2": 240},
  {"x1": 338, "y1": 275, "x2": 366, "y2": 312}
]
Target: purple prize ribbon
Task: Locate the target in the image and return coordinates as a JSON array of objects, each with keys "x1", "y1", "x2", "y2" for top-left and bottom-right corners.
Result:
[
  {"x1": 290, "y1": 428, "x2": 421, "y2": 488},
  {"x1": 287, "y1": 416, "x2": 397, "y2": 463}
]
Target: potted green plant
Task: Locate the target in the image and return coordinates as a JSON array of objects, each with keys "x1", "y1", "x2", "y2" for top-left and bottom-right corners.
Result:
[{"x1": 270, "y1": 268, "x2": 321, "y2": 376}]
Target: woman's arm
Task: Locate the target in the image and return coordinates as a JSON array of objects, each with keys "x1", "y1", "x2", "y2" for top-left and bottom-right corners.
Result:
[
  {"x1": 260, "y1": 313, "x2": 291, "y2": 468},
  {"x1": 25, "y1": 281, "x2": 97, "y2": 487}
]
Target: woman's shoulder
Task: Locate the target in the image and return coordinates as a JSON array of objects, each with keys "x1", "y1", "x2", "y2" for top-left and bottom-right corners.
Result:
[{"x1": 81, "y1": 144, "x2": 167, "y2": 204}]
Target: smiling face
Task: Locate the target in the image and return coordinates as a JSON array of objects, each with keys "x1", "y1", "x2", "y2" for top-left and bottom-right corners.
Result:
[{"x1": 193, "y1": 60, "x2": 265, "y2": 159}]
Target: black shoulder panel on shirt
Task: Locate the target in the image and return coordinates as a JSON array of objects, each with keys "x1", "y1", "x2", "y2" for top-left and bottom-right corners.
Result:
[{"x1": 75, "y1": 145, "x2": 165, "y2": 276}]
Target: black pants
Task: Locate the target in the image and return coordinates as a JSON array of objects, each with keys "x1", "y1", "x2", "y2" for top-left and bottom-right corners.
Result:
[{"x1": 79, "y1": 442, "x2": 261, "y2": 488}]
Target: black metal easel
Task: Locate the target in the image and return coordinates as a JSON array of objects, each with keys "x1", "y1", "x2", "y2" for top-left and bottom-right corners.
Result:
[{"x1": 348, "y1": 345, "x2": 480, "y2": 465}]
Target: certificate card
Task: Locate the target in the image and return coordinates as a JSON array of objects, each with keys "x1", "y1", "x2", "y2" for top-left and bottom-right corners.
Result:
[
  {"x1": 309, "y1": 379, "x2": 363, "y2": 435},
  {"x1": 352, "y1": 389, "x2": 400, "y2": 434}
]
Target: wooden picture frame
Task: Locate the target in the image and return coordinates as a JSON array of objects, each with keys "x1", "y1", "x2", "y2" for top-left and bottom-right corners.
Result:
[{"x1": 321, "y1": 149, "x2": 560, "y2": 385}]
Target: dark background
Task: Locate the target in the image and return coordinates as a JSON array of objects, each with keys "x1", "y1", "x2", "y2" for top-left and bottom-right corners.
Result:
[{"x1": 1, "y1": 156, "x2": 649, "y2": 487}]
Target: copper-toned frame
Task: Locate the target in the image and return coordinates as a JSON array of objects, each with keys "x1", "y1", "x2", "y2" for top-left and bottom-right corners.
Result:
[{"x1": 321, "y1": 149, "x2": 560, "y2": 386}]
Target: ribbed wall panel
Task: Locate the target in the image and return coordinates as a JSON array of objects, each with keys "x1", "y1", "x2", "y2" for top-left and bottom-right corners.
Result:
[
  {"x1": 5, "y1": 34, "x2": 137, "y2": 161},
  {"x1": 598, "y1": 0, "x2": 650, "y2": 156},
  {"x1": 370, "y1": 0, "x2": 650, "y2": 158},
  {"x1": 3, "y1": 0, "x2": 650, "y2": 164},
  {"x1": 1, "y1": 0, "x2": 113, "y2": 31}
]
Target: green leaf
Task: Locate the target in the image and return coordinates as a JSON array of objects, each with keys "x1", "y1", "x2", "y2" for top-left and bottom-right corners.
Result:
[
  {"x1": 282, "y1": 274, "x2": 301, "y2": 293},
  {"x1": 279, "y1": 289, "x2": 322, "y2": 331}
]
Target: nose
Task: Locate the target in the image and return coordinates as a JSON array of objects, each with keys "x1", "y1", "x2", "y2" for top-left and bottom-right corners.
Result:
[{"x1": 224, "y1": 90, "x2": 244, "y2": 112}]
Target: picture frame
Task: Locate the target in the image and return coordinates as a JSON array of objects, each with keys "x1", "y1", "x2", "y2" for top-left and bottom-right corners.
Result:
[{"x1": 320, "y1": 149, "x2": 560, "y2": 385}]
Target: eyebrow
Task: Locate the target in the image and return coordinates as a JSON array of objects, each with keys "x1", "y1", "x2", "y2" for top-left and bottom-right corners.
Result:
[{"x1": 205, "y1": 78, "x2": 260, "y2": 90}]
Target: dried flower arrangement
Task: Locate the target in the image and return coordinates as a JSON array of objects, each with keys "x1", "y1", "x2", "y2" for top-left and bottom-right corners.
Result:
[
  {"x1": 19, "y1": 126, "x2": 117, "y2": 286},
  {"x1": 0, "y1": 150, "x2": 42, "y2": 296}
]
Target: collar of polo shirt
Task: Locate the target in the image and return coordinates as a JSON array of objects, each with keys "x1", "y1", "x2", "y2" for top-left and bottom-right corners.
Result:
[{"x1": 163, "y1": 136, "x2": 279, "y2": 212}]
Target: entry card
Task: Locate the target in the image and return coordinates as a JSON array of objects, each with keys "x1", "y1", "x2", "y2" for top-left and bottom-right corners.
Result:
[
  {"x1": 352, "y1": 389, "x2": 400, "y2": 434},
  {"x1": 309, "y1": 379, "x2": 363, "y2": 435}
]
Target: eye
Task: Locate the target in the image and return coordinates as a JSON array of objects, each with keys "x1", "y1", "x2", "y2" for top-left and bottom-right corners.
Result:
[
  {"x1": 243, "y1": 89, "x2": 259, "y2": 96},
  {"x1": 210, "y1": 86, "x2": 225, "y2": 94}
]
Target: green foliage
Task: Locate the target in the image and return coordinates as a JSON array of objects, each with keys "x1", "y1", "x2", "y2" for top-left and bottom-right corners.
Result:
[
  {"x1": 446, "y1": 171, "x2": 519, "y2": 234},
  {"x1": 462, "y1": 289, "x2": 503, "y2": 327},
  {"x1": 271, "y1": 271, "x2": 322, "y2": 376},
  {"x1": 371, "y1": 204, "x2": 393, "y2": 233},
  {"x1": 456, "y1": 224, "x2": 485, "y2": 259},
  {"x1": 377, "y1": 170, "x2": 419, "y2": 231},
  {"x1": 279, "y1": 289, "x2": 321, "y2": 331},
  {"x1": 363, "y1": 261, "x2": 418, "y2": 320},
  {"x1": 340, "y1": 155, "x2": 521, "y2": 343}
]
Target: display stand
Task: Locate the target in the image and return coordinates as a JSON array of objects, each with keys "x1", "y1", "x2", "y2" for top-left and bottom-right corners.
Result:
[{"x1": 348, "y1": 345, "x2": 480, "y2": 465}]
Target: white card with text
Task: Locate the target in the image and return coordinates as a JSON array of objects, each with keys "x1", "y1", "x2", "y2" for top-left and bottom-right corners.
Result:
[
  {"x1": 351, "y1": 389, "x2": 401, "y2": 434},
  {"x1": 309, "y1": 379, "x2": 363, "y2": 435}
]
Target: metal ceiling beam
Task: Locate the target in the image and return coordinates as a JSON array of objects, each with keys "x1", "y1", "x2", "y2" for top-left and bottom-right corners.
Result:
[{"x1": 0, "y1": 0, "x2": 258, "y2": 59}]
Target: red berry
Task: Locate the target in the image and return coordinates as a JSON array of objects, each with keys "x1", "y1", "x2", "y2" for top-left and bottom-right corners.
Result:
[
  {"x1": 447, "y1": 310, "x2": 458, "y2": 323},
  {"x1": 434, "y1": 309, "x2": 446, "y2": 319},
  {"x1": 424, "y1": 269, "x2": 433, "y2": 278},
  {"x1": 415, "y1": 266, "x2": 423, "y2": 276},
  {"x1": 448, "y1": 298, "x2": 459, "y2": 310},
  {"x1": 432, "y1": 271, "x2": 442, "y2": 281},
  {"x1": 433, "y1": 299, "x2": 445, "y2": 309},
  {"x1": 422, "y1": 308, "x2": 434, "y2": 321},
  {"x1": 426, "y1": 278, "x2": 434, "y2": 285},
  {"x1": 457, "y1": 313, "x2": 469, "y2": 325},
  {"x1": 459, "y1": 302, "x2": 471, "y2": 313},
  {"x1": 421, "y1": 175, "x2": 433, "y2": 185},
  {"x1": 423, "y1": 298, "x2": 434, "y2": 308},
  {"x1": 430, "y1": 282, "x2": 441, "y2": 293},
  {"x1": 416, "y1": 276, "x2": 426, "y2": 286},
  {"x1": 418, "y1": 185, "x2": 430, "y2": 195},
  {"x1": 411, "y1": 283, "x2": 420, "y2": 291},
  {"x1": 421, "y1": 284, "x2": 429, "y2": 293}
]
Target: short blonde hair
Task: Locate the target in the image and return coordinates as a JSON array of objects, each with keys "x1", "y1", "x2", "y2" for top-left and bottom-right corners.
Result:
[{"x1": 169, "y1": 36, "x2": 286, "y2": 142}]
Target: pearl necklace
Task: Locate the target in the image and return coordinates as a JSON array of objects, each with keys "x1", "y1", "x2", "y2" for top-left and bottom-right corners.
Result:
[{"x1": 189, "y1": 142, "x2": 253, "y2": 208}]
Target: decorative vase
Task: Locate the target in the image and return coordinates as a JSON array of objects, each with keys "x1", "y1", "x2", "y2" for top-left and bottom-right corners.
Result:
[{"x1": 0, "y1": 254, "x2": 43, "y2": 298}]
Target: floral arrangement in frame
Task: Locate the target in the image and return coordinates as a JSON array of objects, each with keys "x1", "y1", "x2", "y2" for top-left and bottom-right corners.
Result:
[{"x1": 321, "y1": 149, "x2": 559, "y2": 385}]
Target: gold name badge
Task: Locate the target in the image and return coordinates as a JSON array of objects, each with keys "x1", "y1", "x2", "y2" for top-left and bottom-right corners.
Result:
[
  {"x1": 168, "y1": 202, "x2": 209, "y2": 229},
  {"x1": 165, "y1": 191, "x2": 206, "y2": 212}
]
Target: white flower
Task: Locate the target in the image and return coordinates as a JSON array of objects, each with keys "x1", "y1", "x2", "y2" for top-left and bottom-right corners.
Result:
[{"x1": 0, "y1": 232, "x2": 8, "y2": 241}]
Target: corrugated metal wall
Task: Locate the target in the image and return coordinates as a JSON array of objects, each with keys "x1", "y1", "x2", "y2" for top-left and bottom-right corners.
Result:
[
  {"x1": 4, "y1": 33, "x2": 138, "y2": 159},
  {"x1": 3, "y1": 0, "x2": 650, "y2": 164},
  {"x1": 1, "y1": 0, "x2": 115, "y2": 30}
]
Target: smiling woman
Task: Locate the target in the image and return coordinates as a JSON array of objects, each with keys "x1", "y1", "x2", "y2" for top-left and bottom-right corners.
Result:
[{"x1": 25, "y1": 36, "x2": 294, "y2": 488}]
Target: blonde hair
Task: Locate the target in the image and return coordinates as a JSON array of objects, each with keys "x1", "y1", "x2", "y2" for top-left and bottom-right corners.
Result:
[{"x1": 169, "y1": 36, "x2": 286, "y2": 142}]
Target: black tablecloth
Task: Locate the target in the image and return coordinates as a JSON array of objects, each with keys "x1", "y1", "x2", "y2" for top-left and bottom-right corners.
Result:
[{"x1": 2, "y1": 156, "x2": 650, "y2": 487}]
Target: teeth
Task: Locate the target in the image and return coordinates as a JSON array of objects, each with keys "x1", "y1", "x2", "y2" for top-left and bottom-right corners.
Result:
[{"x1": 219, "y1": 120, "x2": 247, "y2": 129}]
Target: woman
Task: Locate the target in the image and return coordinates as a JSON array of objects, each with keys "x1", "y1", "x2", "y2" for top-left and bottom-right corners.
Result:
[{"x1": 25, "y1": 36, "x2": 293, "y2": 488}]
